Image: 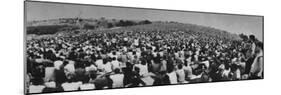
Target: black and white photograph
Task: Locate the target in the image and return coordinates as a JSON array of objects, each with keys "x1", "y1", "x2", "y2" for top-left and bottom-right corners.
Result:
[{"x1": 24, "y1": 1, "x2": 263, "y2": 94}]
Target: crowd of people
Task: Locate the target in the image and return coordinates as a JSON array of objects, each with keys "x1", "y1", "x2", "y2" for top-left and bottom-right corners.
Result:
[{"x1": 25, "y1": 28, "x2": 263, "y2": 93}]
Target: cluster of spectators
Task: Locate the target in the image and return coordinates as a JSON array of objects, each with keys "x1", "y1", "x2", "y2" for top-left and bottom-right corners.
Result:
[{"x1": 26, "y1": 29, "x2": 263, "y2": 93}]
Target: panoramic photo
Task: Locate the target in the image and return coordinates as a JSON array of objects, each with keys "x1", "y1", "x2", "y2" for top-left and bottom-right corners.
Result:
[{"x1": 25, "y1": 1, "x2": 263, "y2": 94}]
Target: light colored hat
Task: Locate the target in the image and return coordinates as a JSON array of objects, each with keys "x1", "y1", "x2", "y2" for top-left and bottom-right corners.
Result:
[{"x1": 85, "y1": 64, "x2": 97, "y2": 72}]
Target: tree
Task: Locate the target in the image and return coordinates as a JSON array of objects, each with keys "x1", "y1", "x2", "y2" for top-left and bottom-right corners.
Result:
[
  {"x1": 139, "y1": 20, "x2": 152, "y2": 24},
  {"x1": 83, "y1": 24, "x2": 96, "y2": 29},
  {"x1": 107, "y1": 23, "x2": 113, "y2": 28},
  {"x1": 117, "y1": 20, "x2": 125, "y2": 26},
  {"x1": 239, "y1": 33, "x2": 248, "y2": 41}
]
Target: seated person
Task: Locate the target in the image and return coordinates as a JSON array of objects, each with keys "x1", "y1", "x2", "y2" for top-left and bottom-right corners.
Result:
[{"x1": 110, "y1": 68, "x2": 125, "y2": 88}]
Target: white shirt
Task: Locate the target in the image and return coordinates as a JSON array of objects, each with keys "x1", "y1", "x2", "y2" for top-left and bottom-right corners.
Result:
[
  {"x1": 234, "y1": 69, "x2": 241, "y2": 79},
  {"x1": 64, "y1": 63, "x2": 75, "y2": 74},
  {"x1": 111, "y1": 60, "x2": 121, "y2": 70},
  {"x1": 29, "y1": 85, "x2": 45, "y2": 93},
  {"x1": 176, "y1": 69, "x2": 186, "y2": 82},
  {"x1": 222, "y1": 69, "x2": 231, "y2": 78},
  {"x1": 135, "y1": 64, "x2": 148, "y2": 76},
  {"x1": 35, "y1": 58, "x2": 44, "y2": 63},
  {"x1": 95, "y1": 59, "x2": 103, "y2": 70},
  {"x1": 250, "y1": 51, "x2": 263, "y2": 77},
  {"x1": 201, "y1": 61, "x2": 210, "y2": 69},
  {"x1": 108, "y1": 53, "x2": 118, "y2": 59},
  {"x1": 174, "y1": 52, "x2": 179, "y2": 58},
  {"x1": 141, "y1": 76, "x2": 155, "y2": 86},
  {"x1": 79, "y1": 83, "x2": 95, "y2": 90},
  {"x1": 183, "y1": 65, "x2": 193, "y2": 79},
  {"x1": 167, "y1": 71, "x2": 178, "y2": 84},
  {"x1": 45, "y1": 67, "x2": 55, "y2": 82},
  {"x1": 110, "y1": 74, "x2": 124, "y2": 88},
  {"x1": 160, "y1": 60, "x2": 167, "y2": 72},
  {"x1": 151, "y1": 46, "x2": 156, "y2": 51},
  {"x1": 152, "y1": 52, "x2": 157, "y2": 57},
  {"x1": 123, "y1": 47, "x2": 127, "y2": 52},
  {"x1": 102, "y1": 62, "x2": 112, "y2": 73},
  {"x1": 136, "y1": 52, "x2": 141, "y2": 59},
  {"x1": 116, "y1": 51, "x2": 121, "y2": 58},
  {"x1": 134, "y1": 39, "x2": 139, "y2": 46},
  {"x1": 61, "y1": 82, "x2": 82, "y2": 91}
]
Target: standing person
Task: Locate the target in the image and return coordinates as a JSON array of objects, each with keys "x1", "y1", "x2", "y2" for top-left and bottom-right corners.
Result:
[{"x1": 250, "y1": 42, "x2": 263, "y2": 79}]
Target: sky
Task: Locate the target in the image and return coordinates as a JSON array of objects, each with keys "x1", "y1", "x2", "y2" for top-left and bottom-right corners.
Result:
[{"x1": 25, "y1": 1, "x2": 263, "y2": 41}]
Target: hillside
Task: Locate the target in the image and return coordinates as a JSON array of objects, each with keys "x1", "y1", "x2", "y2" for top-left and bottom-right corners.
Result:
[
  {"x1": 26, "y1": 18, "x2": 240, "y2": 41},
  {"x1": 26, "y1": 18, "x2": 152, "y2": 35}
]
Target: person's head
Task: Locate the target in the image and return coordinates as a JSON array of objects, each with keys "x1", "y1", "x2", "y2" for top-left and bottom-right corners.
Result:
[
  {"x1": 231, "y1": 64, "x2": 238, "y2": 72},
  {"x1": 133, "y1": 51, "x2": 136, "y2": 55},
  {"x1": 141, "y1": 60, "x2": 146, "y2": 65},
  {"x1": 249, "y1": 35, "x2": 256, "y2": 42},
  {"x1": 112, "y1": 51, "x2": 116, "y2": 55},
  {"x1": 112, "y1": 57, "x2": 117, "y2": 61},
  {"x1": 224, "y1": 63, "x2": 230, "y2": 70},
  {"x1": 117, "y1": 57, "x2": 122, "y2": 62},
  {"x1": 256, "y1": 42, "x2": 263, "y2": 50},
  {"x1": 178, "y1": 64, "x2": 183, "y2": 69},
  {"x1": 134, "y1": 66, "x2": 140, "y2": 73},
  {"x1": 103, "y1": 59, "x2": 107, "y2": 64},
  {"x1": 36, "y1": 64, "x2": 44, "y2": 70},
  {"x1": 114, "y1": 68, "x2": 121, "y2": 74}
]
